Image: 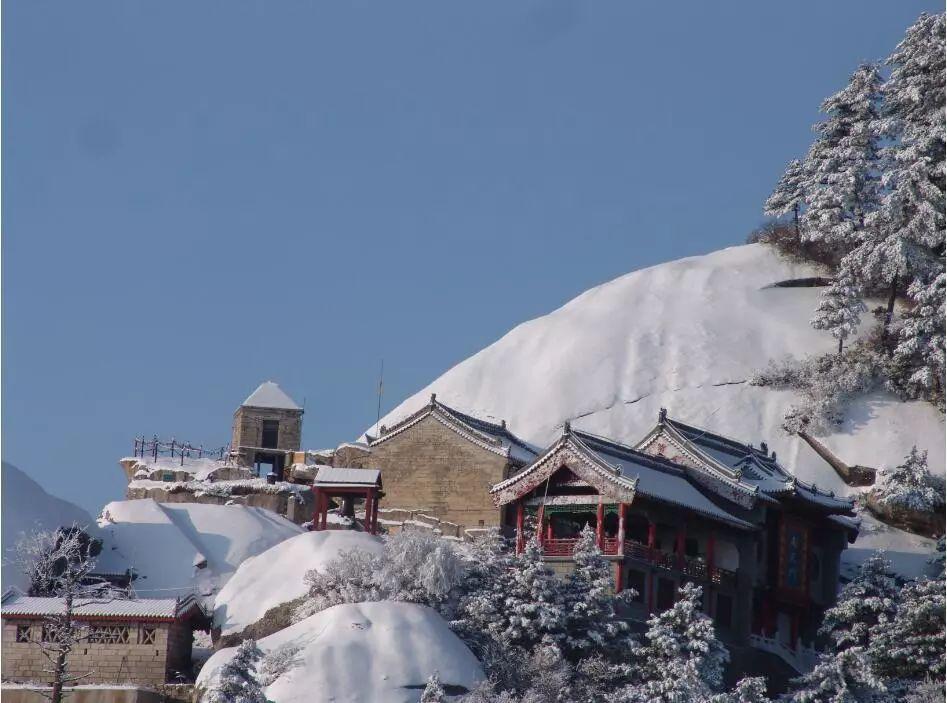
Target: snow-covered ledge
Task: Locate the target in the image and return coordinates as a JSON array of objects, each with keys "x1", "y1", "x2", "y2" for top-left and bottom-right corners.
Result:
[{"x1": 748, "y1": 634, "x2": 819, "y2": 674}]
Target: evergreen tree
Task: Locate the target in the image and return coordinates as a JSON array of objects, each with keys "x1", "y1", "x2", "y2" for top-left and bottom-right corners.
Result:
[
  {"x1": 561, "y1": 525, "x2": 635, "y2": 660},
  {"x1": 781, "y1": 647, "x2": 886, "y2": 703},
  {"x1": 875, "y1": 446, "x2": 945, "y2": 513},
  {"x1": 765, "y1": 159, "x2": 808, "y2": 239},
  {"x1": 819, "y1": 553, "x2": 897, "y2": 651},
  {"x1": 891, "y1": 272, "x2": 946, "y2": 406},
  {"x1": 865, "y1": 12, "x2": 945, "y2": 333},
  {"x1": 635, "y1": 582, "x2": 729, "y2": 695},
  {"x1": 801, "y1": 64, "x2": 882, "y2": 252},
  {"x1": 710, "y1": 678, "x2": 771, "y2": 703},
  {"x1": 421, "y1": 672, "x2": 448, "y2": 703},
  {"x1": 867, "y1": 574, "x2": 946, "y2": 682},
  {"x1": 204, "y1": 639, "x2": 267, "y2": 703},
  {"x1": 811, "y1": 268, "x2": 868, "y2": 353}
]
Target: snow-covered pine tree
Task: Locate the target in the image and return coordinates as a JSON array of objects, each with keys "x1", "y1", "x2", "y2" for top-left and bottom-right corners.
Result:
[
  {"x1": 891, "y1": 272, "x2": 946, "y2": 407},
  {"x1": 811, "y1": 268, "x2": 868, "y2": 353},
  {"x1": 875, "y1": 446, "x2": 945, "y2": 514},
  {"x1": 867, "y1": 574, "x2": 946, "y2": 683},
  {"x1": 498, "y1": 537, "x2": 567, "y2": 650},
  {"x1": 780, "y1": 647, "x2": 886, "y2": 703},
  {"x1": 765, "y1": 159, "x2": 808, "y2": 239},
  {"x1": 203, "y1": 639, "x2": 267, "y2": 703},
  {"x1": 818, "y1": 553, "x2": 897, "y2": 651},
  {"x1": 866, "y1": 12, "x2": 945, "y2": 335},
  {"x1": 561, "y1": 525, "x2": 635, "y2": 661},
  {"x1": 635, "y1": 582, "x2": 729, "y2": 695},
  {"x1": 801, "y1": 63, "x2": 882, "y2": 254},
  {"x1": 709, "y1": 678, "x2": 771, "y2": 703},
  {"x1": 421, "y1": 672, "x2": 448, "y2": 703}
]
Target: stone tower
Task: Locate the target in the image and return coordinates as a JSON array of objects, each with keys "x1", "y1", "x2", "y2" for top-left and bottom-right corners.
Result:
[{"x1": 231, "y1": 381, "x2": 303, "y2": 479}]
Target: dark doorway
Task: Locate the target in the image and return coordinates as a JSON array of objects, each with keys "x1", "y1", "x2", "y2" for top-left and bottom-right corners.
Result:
[
  {"x1": 261, "y1": 420, "x2": 280, "y2": 449},
  {"x1": 254, "y1": 452, "x2": 285, "y2": 480},
  {"x1": 656, "y1": 577, "x2": 676, "y2": 611}
]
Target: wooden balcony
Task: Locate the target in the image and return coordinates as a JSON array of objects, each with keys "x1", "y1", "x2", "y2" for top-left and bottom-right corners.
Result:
[{"x1": 538, "y1": 536, "x2": 736, "y2": 587}]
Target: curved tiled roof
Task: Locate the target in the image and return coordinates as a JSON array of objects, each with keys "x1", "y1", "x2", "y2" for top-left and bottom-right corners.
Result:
[{"x1": 1, "y1": 590, "x2": 202, "y2": 621}]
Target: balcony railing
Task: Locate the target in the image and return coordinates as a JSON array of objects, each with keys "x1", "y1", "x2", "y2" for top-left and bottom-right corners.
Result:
[{"x1": 538, "y1": 536, "x2": 736, "y2": 587}]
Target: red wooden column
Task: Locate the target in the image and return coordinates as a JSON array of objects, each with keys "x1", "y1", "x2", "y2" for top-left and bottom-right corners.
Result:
[
  {"x1": 363, "y1": 490, "x2": 373, "y2": 534},
  {"x1": 647, "y1": 521, "x2": 657, "y2": 556},
  {"x1": 707, "y1": 531, "x2": 716, "y2": 576},
  {"x1": 515, "y1": 502, "x2": 525, "y2": 554},
  {"x1": 676, "y1": 526, "x2": 686, "y2": 570},
  {"x1": 615, "y1": 562, "x2": 624, "y2": 593},
  {"x1": 546, "y1": 520, "x2": 554, "y2": 541},
  {"x1": 617, "y1": 503, "x2": 626, "y2": 556},
  {"x1": 370, "y1": 490, "x2": 380, "y2": 535},
  {"x1": 596, "y1": 502, "x2": 605, "y2": 550},
  {"x1": 312, "y1": 487, "x2": 322, "y2": 530},
  {"x1": 535, "y1": 504, "x2": 546, "y2": 547}
]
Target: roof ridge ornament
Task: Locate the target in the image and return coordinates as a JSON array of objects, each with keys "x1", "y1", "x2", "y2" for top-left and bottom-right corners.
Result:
[
  {"x1": 562, "y1": 420, "x2": 571, "y2": 435},
  {"x1": 430, "y1": 393, "x2": 437, "y2": 404},
  {"x1": 658, "y1": 407, "x2": 668, "y2": 424}
]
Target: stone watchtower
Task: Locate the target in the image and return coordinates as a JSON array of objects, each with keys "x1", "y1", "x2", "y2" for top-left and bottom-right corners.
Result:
[{"x1": 231, "y1": 381, "x2": 303, "y2": 479}]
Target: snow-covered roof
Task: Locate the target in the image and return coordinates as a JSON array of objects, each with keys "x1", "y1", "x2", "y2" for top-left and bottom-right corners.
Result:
[
  {"x1": 314, "y1": 466, "x2": 381, "y2": 488},
  {"x1": 657, "y1": 416, "x2": 854, "y2": 512},
  {"x1": 241, "y1": 381, "x2": 302, "y2": 411},
  {"x1": 370, "y1": 395, "x2": 539, "y2": 465},
  {"x1": 1, "y1": 591, "x2": 201, "y2": 621}
]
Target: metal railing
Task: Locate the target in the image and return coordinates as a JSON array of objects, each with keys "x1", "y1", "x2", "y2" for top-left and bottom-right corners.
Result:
[{"x1": 132, "y1": 436, "x2": 230, "y2": 465}]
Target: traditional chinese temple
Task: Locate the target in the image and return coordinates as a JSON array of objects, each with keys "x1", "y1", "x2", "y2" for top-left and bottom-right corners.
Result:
[{"x1": 490, "y1": 409, "x2": 859, "y2": 657}]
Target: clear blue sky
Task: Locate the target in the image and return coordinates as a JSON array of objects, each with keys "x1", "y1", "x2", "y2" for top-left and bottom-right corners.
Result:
[{"x1": 3, "y1": 1, "x2": 938, "y2": 513}]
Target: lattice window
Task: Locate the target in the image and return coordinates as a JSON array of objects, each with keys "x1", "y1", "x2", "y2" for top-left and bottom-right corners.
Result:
[
  {"x1": 87, "y1": 625, "x2": 130, "y2": 644},
  {"x1": 15, "y1": 624, "x2": 32, "y2": 643},
  {"x1": 139, "y1": 626, "x2": 157, "y2": 645},
  {"x1": 41, "y1": 625, "x2": 57, "y2": 643}
]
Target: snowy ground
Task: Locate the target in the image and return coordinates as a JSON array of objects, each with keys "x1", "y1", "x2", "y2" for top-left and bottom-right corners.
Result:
[
  {"x1": 214, "y1": 530, "x2": 384, "y2": 636},
  {"x1": 367, "y1": 244, "x2": 944, "y2": 573},
  {"x1": 198, "y1": 602, "x2": 485, "y2": 703},
  {"x1": 96, "y1": 499, "x2": 303, "y2": 598}
]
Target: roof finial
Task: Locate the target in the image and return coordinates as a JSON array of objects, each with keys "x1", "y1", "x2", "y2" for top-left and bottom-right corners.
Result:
[
  {"x1": 562, "y1": 420, "x2": 571, "y2": 435},
  {"x1": 658, "y1": 407, "x2": 667, "y2": 424},
  {"x1": 500, "y1": 419, "x2": 506, "y2": 429},
  {"x1": 760, "y1": 441, "x2": 768, "y2": 454},
  {"x1": 771, "y1": 450, "x2": 776, "y2": 459},
  {"x1": 430, "y1": 393, "x2": 437, "y2": 404}
]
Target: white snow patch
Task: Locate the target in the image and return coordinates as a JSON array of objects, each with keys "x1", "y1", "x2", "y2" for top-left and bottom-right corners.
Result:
[
  {"x1": 96, "y1": 499, "x2": 303, "y2": 598},
  {"x1": 214, "y1": 530, "x2": 384, "y2": 636},
  {"x1": 841, "y1": 512, "x2": 939, "y2": 582},
  {"x1": 198, "y1": 602, "x2": 484, "y2": 703}
]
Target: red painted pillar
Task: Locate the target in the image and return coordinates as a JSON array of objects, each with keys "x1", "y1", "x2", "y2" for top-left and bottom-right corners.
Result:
[
  {"x1": 615, "y1": 562, "x2": 624, "y2": 593},
  {"x1": 546, "y1": 520, "x2": 554, "y2": 541},
  {"x1": 596, "y1": 502, "x2": 605, "y2": 550},
  {"x1": 515, "y1": 502, "x2": 525, "y2": 554},
  {"x1": 364, "y1": 490, "x2": 373, "y2": 533},
  {"x1": 310, "y1": 486, "x2": 322, "y2": 530},
  {"x1": 707, "y1": 531, "x2": 716, "y2": 578},
  {"x1": 617, "y1": 503, "x2": 626, "y2": 556},
  {"x1": 371, "y1": 490, "x2": 380, "y2": 535},
  {"x1": 322, "y1": 493, "x2": 330, "y2": 530},
  {"x1": 676, "y1": 526, "x2": 686, "y2": 570},
  {"x1": 647, "y1": 521, "x2": 657, "y2": 556},
  {"x1": 536, "y1": 505, "x2": 545, "y2": 547}
]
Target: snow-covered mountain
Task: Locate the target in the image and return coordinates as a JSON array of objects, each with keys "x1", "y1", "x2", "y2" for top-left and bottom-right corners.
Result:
[
  {"x1": 2, "y1": 462, "x2": 98, "y2": 590},
  {"x1": 370, "y1": 244, "x2": 944, "y2": 500}
]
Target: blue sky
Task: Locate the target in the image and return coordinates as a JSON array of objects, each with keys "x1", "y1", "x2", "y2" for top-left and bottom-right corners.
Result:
[{"x1": 3, "y1": 1, "x2": 939, "y2": 513}]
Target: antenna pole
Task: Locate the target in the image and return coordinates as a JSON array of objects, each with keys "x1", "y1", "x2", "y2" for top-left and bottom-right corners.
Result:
[{"x1": 375, "y1": 359, "x2": 384, "y2": 435}]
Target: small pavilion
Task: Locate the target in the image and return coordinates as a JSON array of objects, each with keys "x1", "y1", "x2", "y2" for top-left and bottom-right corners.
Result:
[{"x1": 312, "y1": 467, "x2": 383, "y2": 535}]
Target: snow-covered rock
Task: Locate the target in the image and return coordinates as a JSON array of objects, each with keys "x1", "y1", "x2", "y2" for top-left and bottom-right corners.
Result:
[
  {"x1": 214, "y1": 530, "x2": 384, "y2": 637},
  {"x1": 198, "y1": 602, "x2": 485, "y2": 703},
  {"x1": 2, "y1": 462, "x2": 97, "y2": 590},
  {"x1": 96, "y1": 499, "x2": 303, "y2": 598}
]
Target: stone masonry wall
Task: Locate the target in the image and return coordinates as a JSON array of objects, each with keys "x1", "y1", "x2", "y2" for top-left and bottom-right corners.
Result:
[
  {"x1": 368, "y1": 415, "x2": 511, "y2": 529},
  {"x1": 2, "y1": 620, "x2": 174, "y2": 687},
  {"x1": 231, "y1": 407, "x2": 303, "y2": 462}
]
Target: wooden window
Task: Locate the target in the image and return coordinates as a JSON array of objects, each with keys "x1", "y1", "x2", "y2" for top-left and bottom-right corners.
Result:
[
  {"x1": 140, "y1": 626, "x2": 157, "y2": 645},
  {"x1": 626, "y1": 570, "x2": 646, "y2": 603},
  {"x1": 15, "y1": 624, "x2": 31, "y2": 642},
  {"x1": 41, "y1": 625, "x2": 56, "y2": 642},
  {"x1": 716, "y1": 594, "x2": 733, "y2": 629},
  {"x1": 87, "y1": 625, "x2": 130, "y2": 644}
]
